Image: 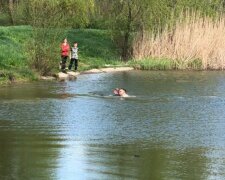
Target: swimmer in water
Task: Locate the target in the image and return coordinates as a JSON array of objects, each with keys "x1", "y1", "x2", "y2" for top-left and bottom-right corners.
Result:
[
  {"x1": 113, "y1": 88, "x2": 120, "y2": 96},
  {"x1": 118, "y1": 88, "x2": 129, "y2": 97}
]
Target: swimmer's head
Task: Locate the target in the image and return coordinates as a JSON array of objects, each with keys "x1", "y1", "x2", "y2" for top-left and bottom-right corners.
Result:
[
  {"x1": 118, "y1": 88, "x2": 127, "y2": 96},
  {"x1": 113, "y1": 88, "x2": 119, "y2": 95}
]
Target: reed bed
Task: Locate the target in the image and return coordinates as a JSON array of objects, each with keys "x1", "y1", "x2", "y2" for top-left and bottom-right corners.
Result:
[{"x1": 133, "y1": 12, "x2": 225, "y2": 70}]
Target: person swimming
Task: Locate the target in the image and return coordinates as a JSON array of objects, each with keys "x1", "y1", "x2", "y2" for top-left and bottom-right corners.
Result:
[
  {"x1": 118, "y1": 88, "x2": 129, "y2": 97},
  {"x1": 113, "y1": 88, "x2": 120, "y2": 96}
]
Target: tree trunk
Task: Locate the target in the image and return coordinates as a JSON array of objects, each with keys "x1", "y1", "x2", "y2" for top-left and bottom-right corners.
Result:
[
  {"x1": 8, "y1": 0, "x2": 14, "y2": 25},
  {"x1": 122, "y1": 1, "x2": 132, "y2": 61},
  {"x1": 122, "y1": 32, "x2": 130, "y2": 61}
]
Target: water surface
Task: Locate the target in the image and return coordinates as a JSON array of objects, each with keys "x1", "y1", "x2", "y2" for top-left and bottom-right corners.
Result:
[{"x1": 1, "y1": 71, "x2": 225, "y2": 179}]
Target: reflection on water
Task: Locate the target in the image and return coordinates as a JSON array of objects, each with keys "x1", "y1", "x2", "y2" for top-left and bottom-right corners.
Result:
[{"x1": 1, "y1": 71, "x2": 225, "y2": 179}]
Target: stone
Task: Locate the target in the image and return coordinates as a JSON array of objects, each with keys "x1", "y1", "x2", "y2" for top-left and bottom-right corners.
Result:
[
  {"x1": 67, "y1": 71, "x2": 80, "y2": 76},
  {"x1": 82, "y1": 67, "x2": 134, "y2": 74},
  {"x1": 57, "y1": 72, "x2": 69, "y2": 80},
  {"x1": 40, "y1": 76, "x2": 56, "y2": 81}
]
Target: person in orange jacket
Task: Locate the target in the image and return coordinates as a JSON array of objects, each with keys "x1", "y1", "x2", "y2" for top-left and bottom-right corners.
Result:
[{"x1": 60, "y1": 38, "x2": 70, "y2": 72}]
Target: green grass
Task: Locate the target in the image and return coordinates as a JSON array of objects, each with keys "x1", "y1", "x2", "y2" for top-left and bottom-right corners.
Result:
[
  {"x1": 0, "y1": 26, "x2": 37, "y2": 83},
  {"x1": 67, "y1": 29, "x2": 121, "y2": 70},
  {"x1": 129, "y1": 58, "x2": 175, "y2": 70}
]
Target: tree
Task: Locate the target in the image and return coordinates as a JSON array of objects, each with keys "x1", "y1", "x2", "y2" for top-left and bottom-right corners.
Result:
[
  {"x1": 8, "y1": 0, "x2": 14, "y2": 24},
  {"x1": 107, "y1": 0, "x2": 170, "y2": 60},
  {"x1": 99, "y1": 0, "x2": 225, "y2": 61}
]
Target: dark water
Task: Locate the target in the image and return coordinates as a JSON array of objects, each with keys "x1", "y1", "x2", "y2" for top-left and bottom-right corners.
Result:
[{"x1": 1, "y1": 71, "x2": 225, "y2": 179}]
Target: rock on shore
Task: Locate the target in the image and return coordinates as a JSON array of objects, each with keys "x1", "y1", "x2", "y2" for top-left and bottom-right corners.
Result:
[
  {"x1": 82, "y1": 67, "x2": 134, "y2": 74},
  {"x1": 57, "y1": 71, "x2": 80, "y2": 81},
  {"x1": 40, "y1": 76, "x2": 57, "y2": 81}
]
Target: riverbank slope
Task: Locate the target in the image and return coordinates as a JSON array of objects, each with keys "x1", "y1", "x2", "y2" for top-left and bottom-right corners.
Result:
[{"x1": 0, "y1": 26, "x2": 126, "y2": 84}]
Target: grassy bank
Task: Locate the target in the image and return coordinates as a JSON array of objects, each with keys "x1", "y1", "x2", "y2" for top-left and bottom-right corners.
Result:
[
  {"x1": 0, "y1": 26, "x2": 38, "y2": 84},
  {"x1": 0, "y1": 26, "x2": 122, "y2": 84},
  {"x1": 129, "y1": 58, "x2": 202, "y2": 70},
  {"x1": 66, "y1": 29, "x2": 123, "y2": 71}
]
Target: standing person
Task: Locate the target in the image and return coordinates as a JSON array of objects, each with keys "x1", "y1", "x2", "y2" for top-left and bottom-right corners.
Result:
[
  {"x1": 60, "y1": 38, "x2": 70, "y2": 72},
  {"x1": 69, "y1": 42, "x2": 79, "y2": 71}
]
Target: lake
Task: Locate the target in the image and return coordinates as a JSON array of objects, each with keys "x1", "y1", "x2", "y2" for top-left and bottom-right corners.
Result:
[{"x1": 1, "y1": 71, "x2": 225, "y2": 179}]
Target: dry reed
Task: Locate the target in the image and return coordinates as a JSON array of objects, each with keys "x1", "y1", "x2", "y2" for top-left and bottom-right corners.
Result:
[{"x1": 133, "y1": 12, "x2": 225, "y2": 70}]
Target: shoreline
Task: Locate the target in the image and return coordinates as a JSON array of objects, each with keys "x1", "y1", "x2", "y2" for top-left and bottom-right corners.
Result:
[
  {"x1": 3, "y1": 66, "x2": 225, "y2": 85},
  {"x1": 0, "y1": 66, "x2": 134, "y2": 85},
  {"x1": 41, "y1": 67, "x2": 134, "y2": 81}
]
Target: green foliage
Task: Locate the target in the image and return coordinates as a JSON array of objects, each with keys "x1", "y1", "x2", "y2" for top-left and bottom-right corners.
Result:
[
  {"x1": 130, "y1": 58, "x2": 175, "y2": 70},
  {"x1": 19, "y1": 0, "x2": 94, "y2": 28},
  {"x1": 58, "y1": 0, "x2": 95, "y2": 28},
  {"x1": 188, "y1": 59, "x2": 202, "y2": 70},
  {"x1": 1, "y1": 0, "x2": 225, "y2": 28},
  {"x1": 0, "y1": 13, "x2": 11, "y2": 26}
]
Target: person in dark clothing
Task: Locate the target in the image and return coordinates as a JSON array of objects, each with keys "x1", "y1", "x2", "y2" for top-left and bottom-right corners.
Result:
[{"x1": 69, "y1": 42, "x2": 79, "y2": 71}]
